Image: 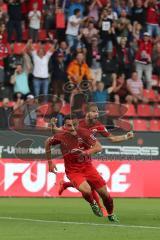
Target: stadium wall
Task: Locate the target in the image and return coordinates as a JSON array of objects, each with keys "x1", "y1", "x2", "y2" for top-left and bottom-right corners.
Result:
[{"x1": 0, "y1": 130, "x2": 159, "y2": 197}]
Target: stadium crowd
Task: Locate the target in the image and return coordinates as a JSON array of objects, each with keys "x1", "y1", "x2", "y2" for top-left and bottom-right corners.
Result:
[{"x1": 0, "y1": 0, "x2": 160, "y2": 130}]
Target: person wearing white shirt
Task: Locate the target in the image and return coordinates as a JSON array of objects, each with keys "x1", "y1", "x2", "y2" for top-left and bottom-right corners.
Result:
[
  {"x1": 30, "y1": 45, "x2": 54, "y2": 97},
  {"x1": 66, "y1": 8, "x2": 88, "y2": 49},
  {"x1": 28, "y1": 2, "x2": 41, "y2": 42}
]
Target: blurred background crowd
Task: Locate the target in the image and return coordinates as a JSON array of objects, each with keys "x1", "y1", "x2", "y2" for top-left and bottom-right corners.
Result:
[{"x1": 0, "y1": 0, "x2": 160, "y2": 131}]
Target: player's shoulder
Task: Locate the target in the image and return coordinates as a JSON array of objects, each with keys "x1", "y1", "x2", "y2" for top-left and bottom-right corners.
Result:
[
  {"x1": 50, "y1": 131, "x2": 66, "y2": 139},
  {"x1": 77, "y1": 127, "x2": 96, "y2": 140}
]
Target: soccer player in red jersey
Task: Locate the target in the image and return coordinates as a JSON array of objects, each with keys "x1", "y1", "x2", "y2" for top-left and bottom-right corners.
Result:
[
  {"x1": 50, "y1": 104, "x2": 134, "y2": 217},
  {"x1": 45, "y1": 114, "x2": 119, "y2": 222}
]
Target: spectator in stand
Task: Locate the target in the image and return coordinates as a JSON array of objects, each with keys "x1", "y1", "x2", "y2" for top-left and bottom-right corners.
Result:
[
  {"x1": 10, "y1": 63, "x2": 31, "y2": 96},
  {"x1": 101, "y1": 50, "x2": 119, "y2": 87},
  {"x1": 55, "y1": 40, "x2": 72, "y2": 65},
  {"x1": 114, "y1": 0, "x2": 131, "y2": 16},
  {"x1": 0, "y1": 34, "x2": 8, "y2": 87},
  {"x1": 12, "y1": 92, "x2": 24, "y2": 129},
  {"x1": 27, "y1": 41, "x2": 54, "y2": 97},
  {"x1": 112, "y1": 73, "x2": 128, "y2": 103},
  {"x1": 68, "y1": 0, "x2": 85, "y2": 17},
  {"x1": 116, "y1": 9, "x2": 132, "y2": 39},
  {"x1": 86, "y1": 37, "x2": 102, "y2": 82},
  {"x1": 28, "y1": 2, "x2": 41, "y2": 42},
  {"x1": 67, "y1": 52, "x2": 94, "y2": 86},
  {"x1": 4, "y1": 44, "x2": 24, "y2": 84},
  {"x1": 0, "y1": 0, "x2": 8, "y2": 24},
  {"x1": 131, "y1": 0, "x2": 146, "y2": 27},
  {"x1": 0, "y1": 0, "x2": 7, "y2": 13},
  {"x1": 107, "y1": 5, "x2": 118, "y2": 21},
  {"x1": 28, "y1": 0, "x2": 43, "y2": 12},
  {"x1": 116, "y1": 37, "x2": 135, "y2": 79},
  {"x1": 46, "y1": 100, "x2": 64, "y2": 127},
  {"x1": 98, "y1": 8, "x2": 115, "y2": 51},
  {"x1": 92, "y1": 81, "x2": 115, "y2": 109},
  {"x1": 43, "y1": 0, "x2": 56, "y2": 34},
  {"x1": 65, "y1": 8, "x2": 88, "y2": 50},
  {"x1": 135, "y1": 32, "x2": 153, "y2": 89},
  {"x1": 21, "y1": 0, "x2": 28, "y2": 29},
  {"x1": 50, "y1": 52, "x2": 68, "y2": 96},
  {"x1": 23, "y1": 94, "x2": 38, "y2": 128},
  {"x1": 7, "y1": 0, "x2": 22, "y2": 43},
  {"x1": 152, "y1": 42, "x2": 160, "y2": 84},
  {"x1": 0, "y1": 97, "x2": 13, "y2": 129},
  {"x1": 87, "y1": 0, "x2": 103, "y2": 22},
  {"x1": 126, "y1": 71, "x2": 148, "y2": 103},
  {"x1": 0, "y1": 23, "x2": 7, "y2": 43},
  {"x1": 144, "y1": 0, "x2": 160, "y2": 38},
  {"x1": 81, "y1": 20, "x2": 99, "y2": 44},
  {"x1": 132, "y1": 22, "x2": 143, "y2": 41}
]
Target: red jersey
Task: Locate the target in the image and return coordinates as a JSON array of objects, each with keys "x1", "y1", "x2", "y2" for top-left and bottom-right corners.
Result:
[
  {"x1": 48, "y1": 127, "x2": 96, "y2": 173},
  {"x1": 0, "y1": 43, "x2": 8, "y2": 68},
  {"x1": 79, "y1": 119, "x2": 110, "y2": 138},
  {"x1": 146, "y1": 7, "x2": 159, "y2": 24}
]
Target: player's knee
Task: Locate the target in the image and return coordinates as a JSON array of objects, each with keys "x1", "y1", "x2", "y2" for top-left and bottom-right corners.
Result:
[{"x1": 80, "y1": 185, "x2": 92, "y2": 196}]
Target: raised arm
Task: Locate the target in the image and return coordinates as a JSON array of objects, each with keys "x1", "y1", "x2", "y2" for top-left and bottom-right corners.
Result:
[
  {"x1": 107, "y1": 131, "x2": 134, "y2": 142},
  {"x1": 45, "y1": 136, "x2": 60, "y2": 173}
]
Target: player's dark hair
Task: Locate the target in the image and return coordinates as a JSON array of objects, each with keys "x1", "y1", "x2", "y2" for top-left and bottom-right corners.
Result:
[
  {"x1": 86, "y1": 103, "x2": 98, "y2": 113},
  {"x1": 74, "y1": 8, "x2": 81, "y2": 15},
  {"x1": 64, "y1": 114, "x2": 78, "y2": 123}
]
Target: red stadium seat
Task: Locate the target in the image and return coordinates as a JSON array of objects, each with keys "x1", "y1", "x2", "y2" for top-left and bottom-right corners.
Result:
[
  {"x1": 0, "y1": 101, "x2": 14, "y2": 107},
  {"x1": 124, "y1": 104, "x2": 137, "y2": 117},
  {"x1": 137, "y1": 104, "x2": 152, "y2": 117},
  {"x1": 36, "y1": 117, "x2": 48, "y2": 128},
  {"x1": 22, "y1": 29, "x2": 29, "y2": 41},
  {"x1": 152, "y1": 75, "x2": 159, "y2": 87},
  {"x1": 133, "y1": 119, "x2": 148, "y2": 131},
  {"x1": 60, "y1": 104, "x2": 71, "y2": 115},
  {"x1": 13, "y1": 43, "x2": 26, "y2": 54},
  {"x1": 37, "y1": 104, "x2": 49, "y2": 116},
  {"x1": 106, "y1": 103, "x2": 121, "y2": 117},
  {"x1": 153, "y1": 104, "x2": 160, "y2": 117},
  {"x1": 8, "y1": 101, "x2": 14, "y2": 107},
  {"x1": 38, "y1": 29, "x2": 47, "y2": 41},
  {"x1": 143, "y1": 89, "x2": 156, "y2": 101},
  {"x1": 149, "y1": 120, "x2": 160, "y2": 131},
  {"x1": 32, "y1": 43, "x2": 41, "y2": 51}
]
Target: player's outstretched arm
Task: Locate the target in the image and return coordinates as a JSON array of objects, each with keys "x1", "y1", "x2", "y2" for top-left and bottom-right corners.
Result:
[
  {"x1": 45, "y1": 138, "x2": 57, "y2": 174},
  {"x1": 108, "y1": 131, "x2": 134, "y2": 143}
]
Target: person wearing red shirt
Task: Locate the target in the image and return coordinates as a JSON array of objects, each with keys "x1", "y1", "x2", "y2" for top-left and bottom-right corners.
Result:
[
  {"x1": 135, "y1": 32, "x2": 153, "y2": 89},
  {"x1": 45, "y1": 114, "x2": 119, "y2": 222},
  {"x1": 50, "y1": 103, "x2": 134, "y2": 218},
  {"x1": 144, "y1": 0, "x2": 160, "y2": 37},
  {"x1": 0, "y1": 34, "x2": 8, "y2": 86}
]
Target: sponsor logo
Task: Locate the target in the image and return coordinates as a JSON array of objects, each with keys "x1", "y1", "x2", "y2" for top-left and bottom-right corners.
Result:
[
  {"x1": 2, "y1": 162, "x2": 131, "y2": 194},
  {"x1": 102, "y1": 146, "x2": 159, "y2": 156}
]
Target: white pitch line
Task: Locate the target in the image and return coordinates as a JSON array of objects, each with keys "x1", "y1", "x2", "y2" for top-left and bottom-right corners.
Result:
[{"x1": 0, "y1": 216, "x2": 160, "y2": 230}]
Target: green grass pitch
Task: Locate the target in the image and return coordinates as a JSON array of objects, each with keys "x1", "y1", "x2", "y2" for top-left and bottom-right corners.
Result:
[{"x1": 0, "y1": 198, "x2": 160, "y2": 240}]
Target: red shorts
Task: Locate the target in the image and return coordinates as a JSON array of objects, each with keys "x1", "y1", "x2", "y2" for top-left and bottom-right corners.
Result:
[{"x1": 66, "y1": 163, "x2": 106, "y2": 190}]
